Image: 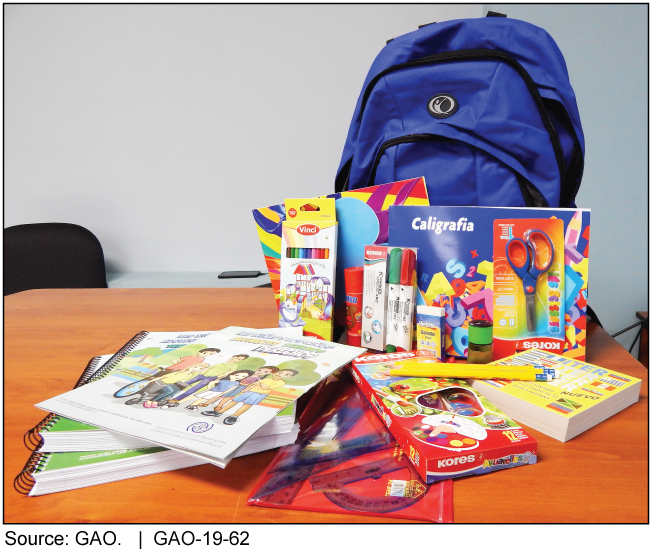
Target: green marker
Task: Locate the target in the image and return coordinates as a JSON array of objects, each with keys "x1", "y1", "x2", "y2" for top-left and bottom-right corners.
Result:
[{"x1": 385, "y1": 248, "x2": 402, "y2": 353}]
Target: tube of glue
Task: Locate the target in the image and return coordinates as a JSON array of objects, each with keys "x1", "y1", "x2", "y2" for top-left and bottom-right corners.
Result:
[
  {"x1": 397, "y1": 248, "x2": 416, "y2": 351},
  {"x1": 344, "y1": 266, "x2": 364, "y2": 347}
]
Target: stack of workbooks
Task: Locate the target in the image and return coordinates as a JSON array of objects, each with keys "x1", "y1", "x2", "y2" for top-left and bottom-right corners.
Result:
[
  {"x1": 469, "y1": 350, "x2": 642, "y2": 442},
  {"x1": 32, "y1": 356, "x2": 298, "y2": 453},
  {"x1": 18, "y1": 327, "x2": 364, "y2": 495}
]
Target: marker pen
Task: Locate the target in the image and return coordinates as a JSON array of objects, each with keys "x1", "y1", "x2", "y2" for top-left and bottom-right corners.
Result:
[
  {"x1": 385, "y1": 248, "x2": 402, "y2": 353},
  {"x1": 397, "y1": 248, "x2": 416, "y2": 351}
]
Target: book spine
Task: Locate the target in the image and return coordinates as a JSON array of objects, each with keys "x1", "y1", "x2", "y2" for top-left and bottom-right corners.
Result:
[
  {"x1": 13, "y1": 451, "x2": 53, "y2": 495},
  {"x1": 72, "y1": 355, "x2": 105, "y2": 389},
  {"x1": 86, "y1": 331, "x2": 150, "y2": 383}
]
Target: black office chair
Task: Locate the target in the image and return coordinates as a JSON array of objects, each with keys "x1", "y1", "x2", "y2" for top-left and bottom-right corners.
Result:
[{"x1": 4, "y1": 223, "x2": 108, "y2": 296}]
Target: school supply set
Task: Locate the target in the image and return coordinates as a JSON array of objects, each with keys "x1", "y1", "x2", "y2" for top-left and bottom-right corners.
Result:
[
  {"x1": 388, "y1": 206, "x2": 590, "y2": 361},
  {"x1": 470, "y1": 350, "x2": 642, "y2": 442},
  {"x1": 33, "y1": 327, "x2": 365, "y2": 471},
  {"x1": 361, "y1": 245, "x2": 418, "y2": 353},
  {"x1": 350, "y1": 351, "x2": 538, "y2": 483},
  {"x1": 278, "y1": 198, "x2": 338, "y2": 340},
  {"x1": 248, "y1": 370, "x2": 453, "y2": 523}
]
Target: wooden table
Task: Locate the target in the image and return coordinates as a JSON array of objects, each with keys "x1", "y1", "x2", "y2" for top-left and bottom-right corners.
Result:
[{"x1": 5, "y1": 289, "x2": 648, "y2": 523}]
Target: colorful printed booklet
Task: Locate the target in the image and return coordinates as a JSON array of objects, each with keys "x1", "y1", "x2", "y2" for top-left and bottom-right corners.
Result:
[
  {"x1": 350, "y1": 351, "x2": 538, "y2": 484},
  {"x1": 388, "y1": 206, "x2": 590, "y2": 360},
  {"x1": 32, "y1": 356, "x2": 297, "y2": 453},
  {"x1": 470, "y1": 350, "x2": 642, "y2": 442},
  {"x1": 35, "y1": 327, "x2": 365, "y2": 468}
]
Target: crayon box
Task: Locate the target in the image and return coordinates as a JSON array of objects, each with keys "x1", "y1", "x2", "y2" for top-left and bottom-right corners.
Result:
[
  {"x1": 350, "y1": 350, "x2": 538, "y2": 483},
  {"x1": 279, "y1": 198, "x2": 338, "y2": 341},
  {"x1": 361, "y1": 245, "x2": 417, "y2": 352}
]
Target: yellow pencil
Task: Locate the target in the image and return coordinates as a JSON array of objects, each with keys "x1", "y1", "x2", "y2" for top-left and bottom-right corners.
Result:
[{"x1": 385, "y1": 364, "x2": 552, "y2": 381}]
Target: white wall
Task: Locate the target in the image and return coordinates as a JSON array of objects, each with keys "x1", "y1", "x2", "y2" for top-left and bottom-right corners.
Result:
[
  {"x1": 484, "y1": 4, "x2": 648, "y2": 355},
  {"x1": 4, "y1": 4, "x2": 481, "y2": 273}
]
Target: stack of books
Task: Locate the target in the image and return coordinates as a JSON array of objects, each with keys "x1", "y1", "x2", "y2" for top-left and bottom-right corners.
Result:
[
  {"x1": 18, "y1": 327, "x2": 364, "y2": 496},
  {"x1": 470, "y1": 349, "x2": 642, "y2": 442}
]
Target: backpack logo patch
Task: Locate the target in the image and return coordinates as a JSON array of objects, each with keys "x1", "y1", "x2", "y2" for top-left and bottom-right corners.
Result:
[{"x1": 427, "y1": 93, "x2": 458, "y2": 119}]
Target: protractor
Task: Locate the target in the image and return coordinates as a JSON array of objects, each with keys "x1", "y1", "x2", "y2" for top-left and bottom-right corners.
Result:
[{"x1": 309, "y1": 454, "x2": 427, "y2": 514}]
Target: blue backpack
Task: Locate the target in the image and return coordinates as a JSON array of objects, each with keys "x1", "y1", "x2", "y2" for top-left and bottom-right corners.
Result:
[{"x1": 335, "y1": 16, "x2": 584, "y2": 208}]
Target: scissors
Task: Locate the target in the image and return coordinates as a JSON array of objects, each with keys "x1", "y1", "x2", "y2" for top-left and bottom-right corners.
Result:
[{"x1": 506, "y1": 229, "x2": 555, "y2": 332}]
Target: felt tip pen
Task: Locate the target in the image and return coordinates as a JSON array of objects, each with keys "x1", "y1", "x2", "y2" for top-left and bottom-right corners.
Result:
[
  {"x1": 397, "y1": 248, "x2": 416, "y2": 352},
  {"x1": 385, "y1": 248, "x2": 402, "y2": 353}
]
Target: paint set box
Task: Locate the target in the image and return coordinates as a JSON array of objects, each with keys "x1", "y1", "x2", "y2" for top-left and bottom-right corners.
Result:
[
  {"x1": 278, "y1": 198, "x2": 338, "y2": 340},
  {"x1": 350, "y1": 350, "x2": 538, "y2": 483},
  {"x1": 361, "y1": 245, "x2": 417, "y2": 352}
]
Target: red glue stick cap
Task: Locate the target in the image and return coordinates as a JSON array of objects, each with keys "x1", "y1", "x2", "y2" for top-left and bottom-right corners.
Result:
[{"x1": 344, "y1": 266, "x2": 364, "y2": 293}]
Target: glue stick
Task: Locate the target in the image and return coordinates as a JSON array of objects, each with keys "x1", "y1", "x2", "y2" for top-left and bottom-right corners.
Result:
[
  {"x1": 416, "y1": 306, "x2": 445, "y2": 361},
  {"x1": 344, "y1": 266, "x2": 364, "y2": 347}
]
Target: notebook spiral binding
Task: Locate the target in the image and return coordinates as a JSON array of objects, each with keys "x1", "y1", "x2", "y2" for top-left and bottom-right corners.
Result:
[
  {"x1": 13, "y1": 452, "x2": 53, "y2": 494},
  {"x1": 16, "y1": 331, "x2": 150, "y2": 495}
]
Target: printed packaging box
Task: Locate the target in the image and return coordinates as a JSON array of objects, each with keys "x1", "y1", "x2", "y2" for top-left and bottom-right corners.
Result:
[
  {"x1": 350, "y1": 351, "x2": 538, "y2": 483},
  {"x1": 493, "y1": 218, "x2": 565, "y2": 359},
  {"x1": 388, "y1": 206, "x2": 590, "y2": 360},
  {"x1": 361, "y1": 245, "x2": 417, "y2": 352},
  {"x1": 279, "y1": 198, "x2": 338, "y2": 341}
]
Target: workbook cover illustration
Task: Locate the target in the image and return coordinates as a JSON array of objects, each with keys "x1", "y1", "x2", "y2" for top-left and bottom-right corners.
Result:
[
  {"x1": 388, "y1": 206, "x2": 590, "y2": 360},
  {"x1": 350, "y1": 351, "x2": 538, "y2": 484},
  {"x1": 36, "y1": 327, "x2": 364, "y2": 467},
  {"x1": 253, "y1": 177, "x2": 429, "y2": 309}
]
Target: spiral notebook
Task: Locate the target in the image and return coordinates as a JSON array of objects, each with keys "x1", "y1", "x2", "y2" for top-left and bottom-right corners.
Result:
[
  {"x1": 34, "y1": 327, "x2": 365, "y2": 468},
  {"x1": 17, "y1": 332, "x2": 308, "y2": 496}
]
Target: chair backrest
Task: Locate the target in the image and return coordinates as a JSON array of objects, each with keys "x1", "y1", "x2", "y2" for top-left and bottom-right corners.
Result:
[{"x1": 4, "y1": 223, "x2": 107, "y2": 296}]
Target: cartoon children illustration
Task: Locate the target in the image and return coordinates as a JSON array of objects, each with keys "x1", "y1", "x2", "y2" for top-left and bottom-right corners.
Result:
[
  {"x1": 161, "y1": 354, "x2": 250, "y2": 408},
  {"x1": 154, "y1": 348, "x2": 221, "y2": 376},
  {"x1": 171, "y1": 366, "x2": 278, "y2": 410},
  {"x1": 135, "y1": 348, "x2": 220, "y2": 398},
  {"x1": 141, "y1": 363, "x2": 207, "y2": 408},
  {"x1": 202, "y1": 367, "x2": 298, "y2": 425},
  {"x1": 203, "y1": 366, "x2": 279, "y2": 414},
  {"x1": 177, "y1": 369, "x2": 255, "y2": 411}
]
